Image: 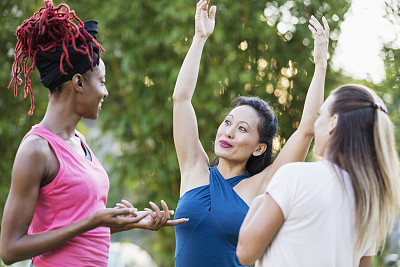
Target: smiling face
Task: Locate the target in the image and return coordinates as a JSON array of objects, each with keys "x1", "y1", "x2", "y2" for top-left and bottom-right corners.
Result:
[
  {"x1": 76, "y1": 59, "x2": 108, "y2": 119},
  {"x1": 214, "y1": 105, "x2": 266, "y2": 164},
  {"x1": 313, "y1": 95, "x2": 337, "y2": 157}
]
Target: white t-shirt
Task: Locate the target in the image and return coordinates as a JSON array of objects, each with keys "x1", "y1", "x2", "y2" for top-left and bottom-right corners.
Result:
[{"x1": 257, "y1": 160, "x2": 375, "y2": 267}]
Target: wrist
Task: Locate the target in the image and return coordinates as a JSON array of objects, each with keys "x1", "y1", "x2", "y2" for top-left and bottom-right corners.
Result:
[
  {"x1": 193, "y1": 34, "x2": 208, "y2": 44},
  {"x1": 86, "y1": 212, "x2": 100, "y2": 231},
  {"x1": 314, "y1": 63, "x2": 327, "y2": 71}
]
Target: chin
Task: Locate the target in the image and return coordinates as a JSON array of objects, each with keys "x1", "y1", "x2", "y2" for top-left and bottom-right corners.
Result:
[{"x1": 83, "y1": 114, "x2": 99, "y2": 120}]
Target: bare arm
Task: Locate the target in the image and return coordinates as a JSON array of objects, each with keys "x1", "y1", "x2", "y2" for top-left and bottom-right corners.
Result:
[
  {"x1": 237, "y1": 194, "x2": 284, "y2": 265},
  {"x1": 0, "y1": 138, "x2": 148, "y2": 265},
  {"x1": 173, "y1": 0, "x2": 216, "y2": 193},
  {"x1": 359, "y1": 256, "x2": 373, "y2": 267},
  {"x1": 113, "y1": 199, "x2": 189, "y2": 233},
  {"x1": 259, "y1": 16, "x2": 330, "y2": 188}
]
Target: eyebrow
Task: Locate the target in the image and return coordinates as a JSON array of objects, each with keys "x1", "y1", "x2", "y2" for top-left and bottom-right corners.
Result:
[{"x1": 227, "y1": 114, "x2": 251, "y2": 129}]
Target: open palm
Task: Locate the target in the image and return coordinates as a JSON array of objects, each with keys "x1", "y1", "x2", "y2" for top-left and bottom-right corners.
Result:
[
  {"x1": 195, "y1": 0, "x2": 216, "y2": 38},
  {"x1": 309, "y1": 15, "x2": 330, "y2": 67}
]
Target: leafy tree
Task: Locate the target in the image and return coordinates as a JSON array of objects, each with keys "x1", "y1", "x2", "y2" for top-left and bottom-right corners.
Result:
[
  {"x1": 4, "y1": 0, "x2": 399, "y2": 267},
  {"x1": 0, "y1": 0, "x2": 49, "y2": 226},
  {"x1": 378, "y1": 0, "x2": 400, "y2": 146},
  {"x1": 69, "y1": 1, "x2": 351, "y2": 266}
]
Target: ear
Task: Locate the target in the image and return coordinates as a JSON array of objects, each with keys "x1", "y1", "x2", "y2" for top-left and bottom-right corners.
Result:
[
  {"x1": 253, "y1": 143, "x2": 267, "y2": 157},
  {"x1": 72, "y1": 74, "x2": 84, "y2": 93},
  {"x1": 328, "y1": 114, "x2": 338, "y2": 135}
]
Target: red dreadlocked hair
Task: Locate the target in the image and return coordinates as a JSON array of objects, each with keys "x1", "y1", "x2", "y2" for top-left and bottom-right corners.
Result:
[{"x1": 8, "y1": 0, "x2": 105, "y2": 115}]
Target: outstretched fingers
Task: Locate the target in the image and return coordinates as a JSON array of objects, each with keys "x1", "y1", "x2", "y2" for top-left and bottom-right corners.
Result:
[
  {"x1": 209, "y1": 5, "x2": 217, "y2": 21},
  {"x1": 164, "y1": 218, "x2": 189, "y2": 226},
  {"x1": 322, "y1": 16, "x2": 329, "y2": 36},
  {"x1": 196, "y1": 0, "x2": 208, "y2": 15},
  {"x1": 149, "y1": 201, "x2": 165, "y2": 229},
  {"x1": 309, "y1": 16, "x2": 324, "y2": 36},
  {"x1": 308, "y1": 15, "x2": 329, "y2": 66},
  {"x1": 308, "y1": 15, "x2": 329, "y2": 39}
]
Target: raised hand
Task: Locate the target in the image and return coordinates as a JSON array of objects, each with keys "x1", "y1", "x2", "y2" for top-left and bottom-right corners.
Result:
[
  {"x1": 195, "y1": 0, "x2": 217, "y2": 39},
  {"x1": 308, "y1": 15, "x2": 329, "y2": 68},
  {"x1": 115, "y1": 199, "x2": 188, "y2": 231}
]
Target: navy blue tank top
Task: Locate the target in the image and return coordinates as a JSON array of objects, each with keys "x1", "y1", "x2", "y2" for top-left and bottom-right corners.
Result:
[{"x1": 174, "y1": 166, "x2": 251, "y2": 267}]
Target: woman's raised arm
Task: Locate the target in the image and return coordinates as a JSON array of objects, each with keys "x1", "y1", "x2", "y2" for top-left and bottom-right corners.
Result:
[
  {"x1": 172, "y1": 0, "x2": 216, "y2": 190},
  {"x1": 260, "y1": 16, "x2": 329, "y2": 188}
]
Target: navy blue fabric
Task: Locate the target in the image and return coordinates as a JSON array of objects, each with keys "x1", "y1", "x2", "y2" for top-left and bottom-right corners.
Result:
[{"x1": 174, "y1": 166, "x2": 251, "y2": 267}]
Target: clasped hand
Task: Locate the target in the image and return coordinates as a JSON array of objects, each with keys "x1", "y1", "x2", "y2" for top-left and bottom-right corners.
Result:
[{"x1": 111, "y1": 199, "x2": 188, "y2": 232}]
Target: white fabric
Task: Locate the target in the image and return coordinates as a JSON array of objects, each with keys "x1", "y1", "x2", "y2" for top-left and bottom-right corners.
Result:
[{"x1": 257, "y1": 160, "x2": 375, "y2": 267}]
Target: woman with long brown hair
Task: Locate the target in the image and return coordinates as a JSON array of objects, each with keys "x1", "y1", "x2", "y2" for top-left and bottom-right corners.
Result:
[{"x1": 237, "y1": 84, "x2": 400, "y2": 267}]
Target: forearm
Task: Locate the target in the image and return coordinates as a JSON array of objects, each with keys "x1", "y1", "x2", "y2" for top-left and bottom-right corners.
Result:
[
  {"x1": 172, "y1": 35, "x2": 208, "y2": 102},
  {"x1": 237, "y1": 194, "x2": 284, "y2": 265},
  {"x1": 1, "y1": 215, "x2": 97, "y2": 265},
  {"x1": 298, "y1": 63, "x2": 326, "y2": 136},
  {"x1": 237, "y1": 196, "x2": 266, "y2": 264}
]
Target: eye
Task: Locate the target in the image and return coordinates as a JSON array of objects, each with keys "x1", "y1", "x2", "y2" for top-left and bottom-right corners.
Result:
[
  {"x1": 224, "y1": 119, "x2": 231, "y2": 125},
  {"x1": 101, "y1": 81, "x2": 106, "y2": 85},
  {"x1": 239, "y1": 126, "x2": 247, "y2": 132}
]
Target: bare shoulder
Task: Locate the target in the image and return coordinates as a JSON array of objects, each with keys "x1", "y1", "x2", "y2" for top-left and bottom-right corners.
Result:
[
  {"x1": 18, "y1": 134, "x2": 53, "y2": 160},
  {"x1": 13, "y1": 134, "x2": 57, "y2": 185}
]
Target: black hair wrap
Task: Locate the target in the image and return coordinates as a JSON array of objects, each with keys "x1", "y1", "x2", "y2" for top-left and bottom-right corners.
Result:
[{"x1": 35, "y1": 20, "x2": 100, "y2": 90}]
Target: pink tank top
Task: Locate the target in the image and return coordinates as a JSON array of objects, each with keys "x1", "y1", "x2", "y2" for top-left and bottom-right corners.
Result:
[{"x1": 25, "y1": 125, "x2": 110, "y2": 267}]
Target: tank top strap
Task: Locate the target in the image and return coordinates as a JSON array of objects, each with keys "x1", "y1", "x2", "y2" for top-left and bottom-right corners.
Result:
[
  {"x1": 209, "y1": 166, "x2": 251, "y2": 199},
  {"x1": 209, "y1": 166, "x2": 251, "y2": 188},
  {"x1": 226, "y1": 173, "x2": 251, "y2": 187},
  {"x1": 23, "y1": 124, "x2": 65, "y2": 161}
]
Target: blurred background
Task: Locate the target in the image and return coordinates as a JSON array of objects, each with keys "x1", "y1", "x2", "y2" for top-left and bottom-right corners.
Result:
[{"x1": 0, "y1": 0, "x2": 399, "y2": 266}]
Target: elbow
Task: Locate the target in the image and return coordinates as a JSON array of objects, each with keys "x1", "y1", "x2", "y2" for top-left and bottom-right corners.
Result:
[
  {"x1": 236, "y1": 244, "x2": 254, "y2": 266},
  {"x1": 1, "y1": 242, "x2": 27, "y2": 265},
  {"x1": 172, "y1": 92, "x2": 180, "y2": 103},
  {"x1": 1, "y1": 249, "x2": 17, "y2": 266},
  {"x1": 172, "y1": 91, "x2": 187, "y2": 103},
  {"x1": 296, "y1": 127, "x2": 314, "y2": 141}
]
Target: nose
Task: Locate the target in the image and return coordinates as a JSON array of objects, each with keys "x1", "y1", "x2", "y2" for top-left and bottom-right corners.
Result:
[
  {"x1": 103, "y1": 85, "x2": 108, "y2": 98},
  {"x1": 225, "y1": 127, "x2": 234, "y2": 139}
]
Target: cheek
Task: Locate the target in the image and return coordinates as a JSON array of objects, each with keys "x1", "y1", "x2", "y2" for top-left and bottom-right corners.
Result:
[
  {"x1": 216, "y1": 124, "x2": 225, "y2": 136},
  {"x1": 237, "y1": 133, "x2": 259, "y2": 149}
]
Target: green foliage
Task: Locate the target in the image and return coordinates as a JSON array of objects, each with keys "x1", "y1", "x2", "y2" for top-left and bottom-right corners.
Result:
[
  {"x1": 73, "y1": 1, "x2": 352, "y2": 266},
  {"x1": 1, "y1": 0, "x2": 399, "y2": 266},
  {"x1": 0, "y1": 0, "x2": 49, "y2": 223}
]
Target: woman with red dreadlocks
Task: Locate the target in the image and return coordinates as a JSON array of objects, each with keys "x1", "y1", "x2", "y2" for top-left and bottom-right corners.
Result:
[{"x1": 0, "y1": 1, "x2": 187, "y2": 266}]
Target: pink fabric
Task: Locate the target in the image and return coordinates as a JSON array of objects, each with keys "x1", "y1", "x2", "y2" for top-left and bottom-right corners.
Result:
[{"x1": 25, "y1": 125, "x2": 110, "y2": 267}]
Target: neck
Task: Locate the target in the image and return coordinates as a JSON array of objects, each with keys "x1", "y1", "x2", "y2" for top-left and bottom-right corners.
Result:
[
  {"x1": 217, "y1": 158, "x2": 247, "y2": 179},
  {"x1": 40, "y1": 94, "x2": 81, "y2": 140}
]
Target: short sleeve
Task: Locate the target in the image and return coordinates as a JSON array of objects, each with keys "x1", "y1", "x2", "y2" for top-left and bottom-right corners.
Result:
[
  {"x1": 363, "y1": 239, "x2": 376, "y2": 257},
  {"x1": 266, "y1": 165, "x2": 294, "y2": 219}
]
